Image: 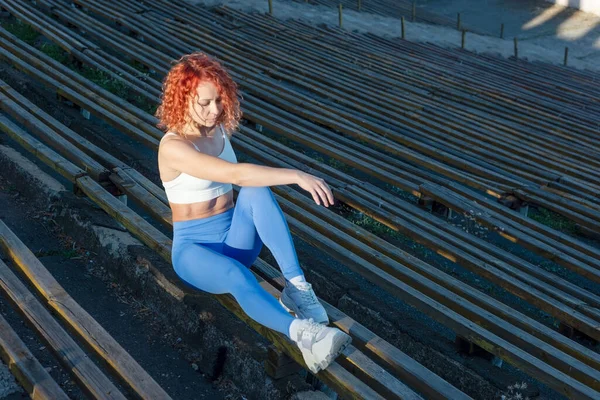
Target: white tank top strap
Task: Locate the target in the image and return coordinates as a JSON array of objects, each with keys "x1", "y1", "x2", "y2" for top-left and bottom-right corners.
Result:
[
  {"x1": 161, "y1": 131, "x2": 202, "y2": 151},
  {"x1": 189, "y1": 141, "x2": 201, "y2": 151}
]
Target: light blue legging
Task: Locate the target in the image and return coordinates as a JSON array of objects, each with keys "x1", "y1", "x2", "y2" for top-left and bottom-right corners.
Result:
[{"x1": 172, "y1": 187, "x2": 301, "y2": 336}]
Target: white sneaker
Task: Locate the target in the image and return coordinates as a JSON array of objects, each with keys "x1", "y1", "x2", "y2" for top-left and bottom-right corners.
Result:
[
  {"x1": 280, "y1": 282, "x2": 329, "y2": 324},
  {"x1": 293, "y1": 319, "x2": 351, "y2": 374}
]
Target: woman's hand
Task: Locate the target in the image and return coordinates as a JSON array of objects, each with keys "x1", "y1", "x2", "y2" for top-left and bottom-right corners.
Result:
[{"x1": 296, "y1": 171, "x2": 335, "y2": 207}]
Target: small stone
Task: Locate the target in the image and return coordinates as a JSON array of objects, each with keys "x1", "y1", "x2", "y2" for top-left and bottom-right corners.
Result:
[{"x1": 191, "y1": 363, "x2": 199, "y2": 371}]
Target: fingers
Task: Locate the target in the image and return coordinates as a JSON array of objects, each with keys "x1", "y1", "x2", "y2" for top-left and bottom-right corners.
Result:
[
  {"x1": 314, "y1": 185, "x2": 329, "y2": 207},
  {"x1": 320, "y1": 180, "x2": 334, "y2": 206},
  {"x1": 313, "y1": 179, "x2": 334, "y2": 207},
  {"x1": 300, "y1": 173, "x2": 334, "y2": 207},
  {"x1": 310, "y1": 189, "x2": 321, "y2": 206}
]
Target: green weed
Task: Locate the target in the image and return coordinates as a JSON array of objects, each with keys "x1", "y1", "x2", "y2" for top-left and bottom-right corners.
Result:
[
  {"x1": 2, "y1": 19, "x2": 39, "y2": 44},
  {"x1": 39, "y1": 43, "x2": 69, "y2": 64},
  {"x1": 78, "y1": 66, "x2": 129, "y2": 98},
  {"x1": 530, "y1": 207, "x2": 577, "y2": 234},
  {"x1": 385, "y1": 183, "x2": 419, "y2": 203},
  {"x1": 130, "y1": 59, "x2": 150, "y2": 73},
  {"x1": 132, "y1": 95, "x2": 158, "y2": 115}
]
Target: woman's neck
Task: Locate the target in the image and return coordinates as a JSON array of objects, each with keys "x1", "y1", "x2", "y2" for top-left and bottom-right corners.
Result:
[{"x1": 181, "y1": 121, "x2": 219, "y2": 137}]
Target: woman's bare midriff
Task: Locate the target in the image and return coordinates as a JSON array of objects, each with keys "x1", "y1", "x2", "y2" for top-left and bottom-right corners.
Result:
[{"x1": 170, "y1": 191, "x2": 234, "y2": 222}]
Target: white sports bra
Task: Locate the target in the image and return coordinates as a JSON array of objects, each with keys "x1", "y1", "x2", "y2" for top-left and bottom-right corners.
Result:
[{"x1": 161, "y1": 126, "x2": 238, "y2": 204}]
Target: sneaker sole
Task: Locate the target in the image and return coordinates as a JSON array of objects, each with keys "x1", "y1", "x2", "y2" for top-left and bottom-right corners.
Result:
[{"x1": 279, "y1": 296, "x2": 329, "y2": 325}]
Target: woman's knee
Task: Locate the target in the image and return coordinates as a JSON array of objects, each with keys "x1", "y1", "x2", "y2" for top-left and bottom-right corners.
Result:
[{"x1": 238, "y1": 186, "x2": 272, "y2": 202}]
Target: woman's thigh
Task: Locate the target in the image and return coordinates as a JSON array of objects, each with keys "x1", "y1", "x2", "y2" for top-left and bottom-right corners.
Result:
[
  {"x1": 223, "y1": 190, "x2": 264, "y2": 267},
  {"x1": 172, "y1": 241, "x2": 258, "y2": 294}
]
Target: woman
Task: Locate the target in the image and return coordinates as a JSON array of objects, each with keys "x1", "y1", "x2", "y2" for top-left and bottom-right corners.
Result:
[{"x1": 156, "y1": 53, "x2": 351, "y2": 374}]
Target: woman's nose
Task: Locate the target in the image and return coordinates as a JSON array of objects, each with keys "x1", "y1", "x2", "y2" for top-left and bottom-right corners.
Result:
[{"x1": 210, "y1": 101, "x2": 220, "y2": 115}]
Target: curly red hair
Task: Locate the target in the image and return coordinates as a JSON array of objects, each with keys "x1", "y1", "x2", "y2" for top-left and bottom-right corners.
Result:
[{"x1": 156, "y1": 53, "x2": 241, "y2": 135}]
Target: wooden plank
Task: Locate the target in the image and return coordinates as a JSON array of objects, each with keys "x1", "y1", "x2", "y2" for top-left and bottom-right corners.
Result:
[
  {"x1": 0, "y1": 220, "x2": 172, "y2": 400},
  {"x1": 0, "y1": 114, "x2": 85, "y2": 182},
  {"x1": 0, "y1": 90, "x2": 109, "y2": 181},
  {"x1": 0, "y1": 31, "x2": 161, "y2": 148},
  {"x1": 420, "y1": 183, "x2": 600, "y2": 284},
  {"x1": 109, "y1": 168, "x2": 172, "y2": 228},
  {"x1": 346, "y1": 183, "x2": 600, "y2": 312},
  {"x1": 515, "y1": 188, "x2": 600, "y2": 233},
  {"x1": 444, "y1": 181, "x2": 600, "y2": 264},
  {"x1": 337, "y1": 346, "x2": 423, "y2": 400},
  {"x1": 0, "y1": 259, "x2": 127, "y2": 399},
  {"x1": 0, "y1": 313, "x2": 70, "y2": 400}
]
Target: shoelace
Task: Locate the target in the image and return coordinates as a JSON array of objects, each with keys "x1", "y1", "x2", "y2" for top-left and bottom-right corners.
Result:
[
  {"x1": 298, "y1": 319, "x2": 323, "y2": 348},
  {"x1": 299, "y1": 286, "x2": 320, "y2": 309}
]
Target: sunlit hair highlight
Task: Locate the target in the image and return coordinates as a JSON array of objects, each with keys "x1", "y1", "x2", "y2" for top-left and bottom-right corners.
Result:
[{"x1": 156, "y1": 53, "x2": 241, "y2": 136}]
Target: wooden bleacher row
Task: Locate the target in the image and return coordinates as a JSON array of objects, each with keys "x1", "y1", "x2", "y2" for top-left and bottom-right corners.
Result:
[
  {"x1": 0, "y1": 220, "x2": 171, "y2": 399},
  {"x1": 1, "y1": 7, "x2": 600, "y2": 400},
  {"x1": 59, "y1": 0, "x2": 600, "y2": 232},
  {"x1": 14, "y1": 0, "x2": 600, "y2": 292}
]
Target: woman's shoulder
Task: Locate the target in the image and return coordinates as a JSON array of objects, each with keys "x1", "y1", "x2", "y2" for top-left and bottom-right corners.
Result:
[
  {"x1": 159, "y1": 132, "x2": 187, "y2": 155},
  {"x1": 160, "y1": 131, "x2": 184, "y2": 145}
]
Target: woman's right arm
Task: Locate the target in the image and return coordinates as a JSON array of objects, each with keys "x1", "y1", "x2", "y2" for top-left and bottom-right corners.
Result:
[{"x1": 160, "y1": 139, "x2": 334, "y2": 206}]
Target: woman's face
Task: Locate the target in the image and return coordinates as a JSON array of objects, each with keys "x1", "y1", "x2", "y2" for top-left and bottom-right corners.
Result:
[{"x1": 188, "y1": 81, "x2": 223, "y2": 128}]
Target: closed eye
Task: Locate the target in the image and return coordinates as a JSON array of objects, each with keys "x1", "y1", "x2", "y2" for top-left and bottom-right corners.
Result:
[{"x1": 197, "y1": 97, "x2": 222, "y2": 107}]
